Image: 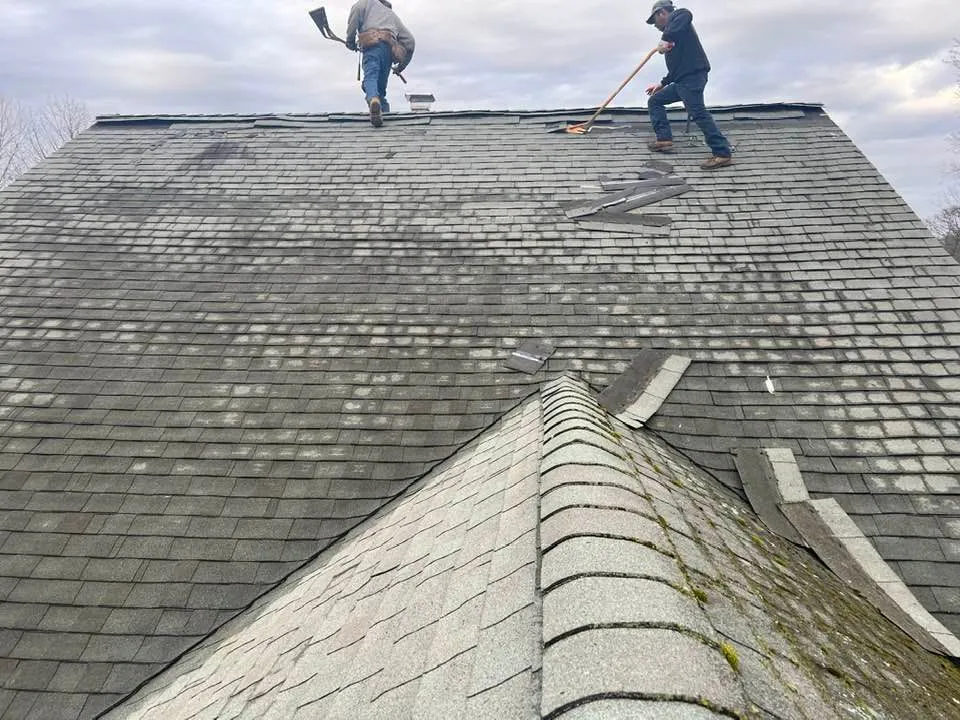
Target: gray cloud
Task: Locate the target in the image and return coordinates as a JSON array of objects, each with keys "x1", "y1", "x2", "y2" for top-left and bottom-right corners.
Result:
[{"x1": 1, "y1": 0, "x2": 957, "y2": 216}]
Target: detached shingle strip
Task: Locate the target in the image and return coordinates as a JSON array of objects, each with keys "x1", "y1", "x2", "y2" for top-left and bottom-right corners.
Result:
[
  {"x1": 598, "y1": 351, "x2": 691, "y2": 429},
  {"x1": 504, "y1": 340, "x2": 556, "y2": 375},
  {"x1": 782, "y1": 497, "x2": 960, "y2": 658},
  {"x1": 761, "y1": 448, "x2": 809, "y2": 504},
  {"x1": 741, "y1": 446, "x2": 960, "y2": 657},
  {"x1": 564, "y1": 178, "x2": 691, "y2": 220},
  {"x1": 735, "y1": 447, "x2": 807, "y2": 547},
  {"x1": 599, "y1": 170, "x2": 670, "y2": 189}
]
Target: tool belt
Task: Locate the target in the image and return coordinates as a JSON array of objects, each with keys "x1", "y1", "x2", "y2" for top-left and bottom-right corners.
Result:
[{"x1": 357, "y1": 28, "x2": 407, "y2": 64}]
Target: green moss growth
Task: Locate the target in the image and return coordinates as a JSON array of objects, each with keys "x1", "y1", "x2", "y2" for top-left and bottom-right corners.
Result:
[
  {"x1": 720, "y1": 642, "x2": 740, "y2": 673},
  {"x1": 826, "y1": 666, "x2": 854, "y2": 689},
  {"x1": 692, "y1": 588, "x2": 709, "y2": 604}
]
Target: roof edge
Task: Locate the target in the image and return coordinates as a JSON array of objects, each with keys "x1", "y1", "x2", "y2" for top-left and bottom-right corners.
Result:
[{"x1": 93, "y1": 102, "x2": 826, "y2": 127}]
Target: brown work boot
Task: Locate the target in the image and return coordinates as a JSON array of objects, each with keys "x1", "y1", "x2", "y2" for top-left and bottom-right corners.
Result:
[
  {"x1": 647, "y1": 139, "x2": 674, "y2": 153},
  {"x1": 368, "y1": 97, "x2": 383, "y2": 128},
  {"x1": 701, "y1": 155, "x2": 733, "y2": 170}
]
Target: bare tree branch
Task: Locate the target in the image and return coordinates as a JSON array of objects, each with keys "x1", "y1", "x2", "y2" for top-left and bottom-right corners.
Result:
[
  {"x1": 929, "y1": 40, "x2": 960, "y2": 259},
  {"x1": 930, "y1": 201, "x2": 960, "y2": 260},
  {"x1": 0, "y1": 97, "x2": 29, "y2": 188},
  {"x1": 25, "y1": 95, "x2": 94, "y2": 162},
  {"x1": 0, "y1": 94, "x2": 92, "y2": 190}
]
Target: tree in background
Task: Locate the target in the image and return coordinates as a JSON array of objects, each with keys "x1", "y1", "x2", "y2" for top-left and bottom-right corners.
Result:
[
  {"x1": 0, "y1": 95, "x2": 92, "y2": 189},
  {"x1": 929, "y1": 190, "x2": 960, "y2": 259},
  {"x1": 930, "y1": 42, "x2": 960, "y2": 259},
  {"x1": 0, "y1": 97, "x2": 28, "y2": 187}
]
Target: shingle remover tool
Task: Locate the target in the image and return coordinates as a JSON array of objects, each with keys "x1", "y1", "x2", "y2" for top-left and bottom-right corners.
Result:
[
  {"x1": 308, "y1": 7, "x2": 407, "y2": 84},
  {"x1": 566, "y1": 47, "x2": 658, "y2": 135}
]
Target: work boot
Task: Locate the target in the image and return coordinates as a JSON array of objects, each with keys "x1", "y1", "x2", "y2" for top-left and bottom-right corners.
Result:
[
  {"x1": 701, "y1": 155, "x2": 733, "y2": 170},
  {"x1": 647, "y1": 139, "x2": 674, "y2": 153},
  {"x1": 368, "y1": 97, "x2": 383, "y2": 128}
]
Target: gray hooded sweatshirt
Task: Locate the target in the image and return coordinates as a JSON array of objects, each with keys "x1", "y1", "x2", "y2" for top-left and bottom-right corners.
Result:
[{"x1": 346, "y1": 0, "x2": 416, "y2": 70}]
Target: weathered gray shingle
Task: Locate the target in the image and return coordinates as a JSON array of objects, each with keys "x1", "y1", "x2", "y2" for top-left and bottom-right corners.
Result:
[
  {"x1": 1, "y1": 104, "x2": 960, "y2": 716},
  {"x1": 107, "y1": 396, "x2": 542, "y2": 719}
]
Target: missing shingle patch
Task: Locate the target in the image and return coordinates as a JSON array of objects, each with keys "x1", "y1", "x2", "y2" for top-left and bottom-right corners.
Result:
[{"x1": 505, "y1": 340, "x2": 556, "y2": 375}]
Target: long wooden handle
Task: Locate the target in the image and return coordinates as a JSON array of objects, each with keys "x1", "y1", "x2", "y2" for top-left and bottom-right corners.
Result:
[{"x1": 580, "y1": 47, "x2": 659, "y2": 131}]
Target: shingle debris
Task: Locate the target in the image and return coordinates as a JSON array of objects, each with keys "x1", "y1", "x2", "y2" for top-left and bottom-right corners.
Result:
[{"x1": 564, "y1": 173, "x2": 691, "y2": 220}]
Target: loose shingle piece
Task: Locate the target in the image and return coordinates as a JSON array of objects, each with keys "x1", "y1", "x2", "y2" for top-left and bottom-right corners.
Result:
[
  {"x1": 598, "y1": 350, "x2": 692, "y2": 427},
  {"x1": 564, "y1": 165, "x2": 691, "y2": 221},
  {"x1": 1, "y1": 104, "x2": 960, "y2": 718},
  {"x1": 504, "y1": 340, "x2": 556, "y2": 375}
]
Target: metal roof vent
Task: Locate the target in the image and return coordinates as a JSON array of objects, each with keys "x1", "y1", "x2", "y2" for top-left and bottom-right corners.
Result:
[{"x1": 406, "y1": 93, "x2": 436, "y2": 113}]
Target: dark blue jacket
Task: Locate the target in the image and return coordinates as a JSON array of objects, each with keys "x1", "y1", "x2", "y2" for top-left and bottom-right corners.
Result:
[{"x1": 660, "y1": 8, "x2": 710, "y2": 86}]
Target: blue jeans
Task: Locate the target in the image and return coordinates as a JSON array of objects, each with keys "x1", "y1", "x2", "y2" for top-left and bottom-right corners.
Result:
[
  {"x1": 361, "y1": 42, "x2": 392, "y2": 112},
  {"x1": 648, "y1": 72, "x2": 730, "y2": 157}
]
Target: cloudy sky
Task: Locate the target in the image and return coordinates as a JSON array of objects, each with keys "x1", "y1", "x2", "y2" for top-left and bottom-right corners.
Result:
[{"x1": 1, "y1": 0, "x2": 958, "y2": 218}]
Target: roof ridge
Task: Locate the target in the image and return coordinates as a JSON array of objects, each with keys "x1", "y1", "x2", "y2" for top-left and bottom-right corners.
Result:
[
  {"x1": 537, "y1": 376, "x2": 746, "y2": 717},
  {"x1": 93, "y1": 102, "x2": 825, "y2": 126}
]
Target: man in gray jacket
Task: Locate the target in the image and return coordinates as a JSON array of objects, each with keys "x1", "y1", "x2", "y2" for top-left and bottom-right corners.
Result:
[{"x1": 346, "y1": 0, "x2": 415, "y2": 127}]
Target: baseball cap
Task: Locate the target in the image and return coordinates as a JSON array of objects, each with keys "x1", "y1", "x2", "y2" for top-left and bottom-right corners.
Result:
[{"x1": 646, "y1": 0, "x2": 674, "y2": 24}]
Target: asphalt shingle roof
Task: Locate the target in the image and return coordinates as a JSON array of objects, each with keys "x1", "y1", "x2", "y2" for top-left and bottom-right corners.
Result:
[
  {"x1": 106, "y1": 377, "x2": 960, "y2": 719},
  {"x1": 1, "y1": 103, "x2": 959, "y2": 717}
]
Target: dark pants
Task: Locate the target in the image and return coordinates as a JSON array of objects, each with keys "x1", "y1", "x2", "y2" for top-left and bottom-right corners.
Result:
[
  {"x1": 361, "y1": 41, "x2": 392, "y2": 112},
  {"x1": 648, "y1": 72, "x2": 731, "y2": 157}
]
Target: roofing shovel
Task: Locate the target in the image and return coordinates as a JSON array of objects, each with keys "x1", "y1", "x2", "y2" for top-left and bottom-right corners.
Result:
[
  {"x1": 308, "y1": 7, "x2": 408, "y2": 85},
  {"x1": 566, "y1": 47, "x2": 658, "y2": 135}
]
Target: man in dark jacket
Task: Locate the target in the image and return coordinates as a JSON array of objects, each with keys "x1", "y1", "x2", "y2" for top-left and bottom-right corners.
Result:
[
  {"x1": 345, "y1": 0, "x2": 415, "y2": 128},
  {"x1": 644, "y1": 1, "x2": 732, "y2": 169}
]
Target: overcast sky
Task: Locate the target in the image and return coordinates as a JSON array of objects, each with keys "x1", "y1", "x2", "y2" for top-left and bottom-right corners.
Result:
[{"x1": 1, "y1": 0, "x2": 957, "y2": 218}]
